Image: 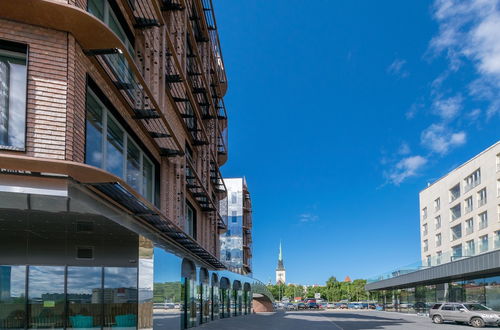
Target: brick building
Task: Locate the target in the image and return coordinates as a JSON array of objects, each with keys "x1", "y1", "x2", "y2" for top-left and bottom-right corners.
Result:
[{"x1": 0, "y1": 0, "x2": 272, "y2": 329}]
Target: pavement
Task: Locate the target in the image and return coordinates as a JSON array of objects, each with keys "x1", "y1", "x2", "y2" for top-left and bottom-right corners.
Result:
[{"x1": 198, "y1": 310, "x2": 481, "y2": 330}]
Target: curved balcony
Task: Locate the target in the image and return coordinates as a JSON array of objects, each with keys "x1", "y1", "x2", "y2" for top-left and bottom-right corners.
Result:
[{"x1": 0, "y1": 0, "x2": 184, "y2": 156}]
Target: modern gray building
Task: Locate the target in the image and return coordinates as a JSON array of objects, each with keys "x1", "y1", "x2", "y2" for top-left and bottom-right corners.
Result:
[
  {"x1": 220, "y1": 178, "x2": 253, "y2": 275},
  {"x1": 366, "y1": 142, "x2": 500, "y2": 314}
]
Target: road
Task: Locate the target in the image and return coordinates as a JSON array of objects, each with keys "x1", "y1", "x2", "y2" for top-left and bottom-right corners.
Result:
[{"x1": 199, "y1": 310, "x2": 479, "y2": 329}]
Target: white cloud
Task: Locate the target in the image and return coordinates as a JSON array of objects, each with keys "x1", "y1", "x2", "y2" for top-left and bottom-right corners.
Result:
[
  {"x1": 398, "y1": 142, "x2": 411, "y2": 155},
  {"x1": 431, "y1": 0, "x2": 500, "y2": 117},
  {"x1": 299, "y1": 213, "x2": 318, "y2": 223},
  {"x1": 421, "y1": 124, "x2": 467, "y2": 154},
  {"x1": 432, "y1": 95, "x2": 462, "y2": 120},
  {"x1": 387, "y1": 58, "x2": 409, "y2": 77},
  {"x1": 388, "y1": 155, "x2": 428, "y2": 185}
]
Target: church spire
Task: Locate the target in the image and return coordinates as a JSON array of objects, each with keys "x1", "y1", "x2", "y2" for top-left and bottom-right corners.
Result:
[
  {"x1": 279, "y1": 241, "x2": 282, "y2": 261},
  {"x1": 276, "y1": 241, "x2": 286, "y2": 284}
]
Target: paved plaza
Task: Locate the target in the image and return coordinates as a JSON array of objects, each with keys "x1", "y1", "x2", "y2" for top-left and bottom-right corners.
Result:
[{"x1": 199, "y1": 310, "x2": 478, "y2": 330}]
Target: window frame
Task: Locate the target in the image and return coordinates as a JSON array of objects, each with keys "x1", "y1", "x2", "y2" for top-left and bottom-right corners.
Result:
[
  {"x1": 84, "y1": 86, "x2": 156, "y2": 204},
  {"x1": 0, "y1": 39, "x2": 29, "y2": 152}
]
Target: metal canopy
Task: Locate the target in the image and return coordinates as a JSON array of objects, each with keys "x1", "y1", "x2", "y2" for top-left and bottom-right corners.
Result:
[{"x1": 89, "y1": 182, "x2": 226, "y2": 269}]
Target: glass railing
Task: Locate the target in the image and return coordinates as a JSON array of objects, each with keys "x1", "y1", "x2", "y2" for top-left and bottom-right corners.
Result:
[
  {"x1": 465, "y1": 179, "x2": 481, "y2": 193},
  {"x1": 479, "y1": 199, "x2": 487, "y2": 207}
]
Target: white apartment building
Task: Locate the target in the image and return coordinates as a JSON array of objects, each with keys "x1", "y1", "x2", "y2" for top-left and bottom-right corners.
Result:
[{"x1": 420, "y1": 141, "x2": 500, "y2": 267}]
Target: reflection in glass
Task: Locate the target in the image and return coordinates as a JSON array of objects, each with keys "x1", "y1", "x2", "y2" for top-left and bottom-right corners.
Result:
[
  {"x1": 0, "y1": 266, "x2": 26, "y2": 329},
  {"x1": 485, "y1": 276, "x2": 500, "y2": 311},
  {"x1": 0, "y1": 49, "x2": 27, "y2": 149},
  {"x1": 85, "y1": 91, "x2": 104, "y2": 168},
  {"x1": 103, "y1": 267, "x2": 138, "y2": 329},
  {"x1": 28, "y1": 266, "x2": 65, "y2": 329},
  {"x1": 126, "y1": 139, "x2": 141, "y2": 192},
  {"x1": 105, "y1": 116, "x2": 124, "y2": 178},
  {"x1": 464, "y1": 278, "x2": 485, "y2": 304},
  {"x1": 67, "y1": 267, "x2": 102, "y2": 329}
]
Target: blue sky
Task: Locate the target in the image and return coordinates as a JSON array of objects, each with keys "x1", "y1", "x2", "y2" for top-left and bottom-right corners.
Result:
[{"x1": 215, "y1": 0, "x2": 500, "y2": 285}]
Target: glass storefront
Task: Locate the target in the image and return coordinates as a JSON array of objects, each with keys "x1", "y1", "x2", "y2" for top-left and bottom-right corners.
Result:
[{"x1": 372, "y1": 274, "x2": 500, "y2": 314}]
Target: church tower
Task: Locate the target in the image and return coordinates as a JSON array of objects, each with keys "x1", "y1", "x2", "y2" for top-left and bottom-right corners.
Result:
[{"x1": 275, "y1": 242, "x2": 286, "y2": 284}]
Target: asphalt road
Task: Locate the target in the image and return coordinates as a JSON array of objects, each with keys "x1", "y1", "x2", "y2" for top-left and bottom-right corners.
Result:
[{"x1": 199, "y1": 310, "x2": 482, "y2": 330}]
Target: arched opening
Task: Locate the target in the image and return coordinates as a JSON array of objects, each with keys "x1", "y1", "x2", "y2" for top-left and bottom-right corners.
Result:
[
  {"x1": 199, "y1": 268, "x2": 210, "y2": 324},
  {"x1": 233, "y1": 280, "x2": 242, "y2": 316},
  {"x1": 219, "y1": 277, "x2": 231, "y2": 318},
  {"x1": 181, "y1": 259, "x2": 196, "y2": 329},
  {"x1": 243, "y1": 283, "x2": 252, "y2": 315},
  {"x1": 211, "y1": 274, "x2": 219, "y2": 321}
]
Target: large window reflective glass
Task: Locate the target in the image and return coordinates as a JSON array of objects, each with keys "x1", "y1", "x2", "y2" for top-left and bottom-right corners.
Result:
[
  {"x1": 0, "y1": 265, "x2": 26, "y2": 329},
  {"x1": 103, "y1": 267, "x2": 138, "y2": 330},
  {"x1": 85, "y1": 91, "x2": 104, "y2": 168},
  {"x1": 126, "y1": 139, "x2": 141, "y2": 192},
  {"x1": 67, "y1": 267, "x2": 102, "y2": 329},
  {"x1": 449, "y1": 281, "x2": 465, "y2": 302},
  {"x1": 485, "y1": 276, "x2": 500, "y2": 311},
  {"x1": 105, "y1": 116, "x2": 125, "y2": 178},
  {"x1": 28, "y1": 266, "x2": 65, "y2": 329},
  {"x1": 0, "y1": 46, "x2": 27, "y2": 150},
  {"x1": 153, "y1": 248, "x2": 181, "y2": 330},
  {"x1": 464, "y1": 278, "x2": 485, "y2": 304}
]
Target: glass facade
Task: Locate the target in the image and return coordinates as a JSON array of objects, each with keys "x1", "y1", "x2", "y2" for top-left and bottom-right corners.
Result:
[
  {"x1": 372, "y1": 274, "x2": 500, "y2": 314},
  {"x1": 220, "y1": 180, "x2": 244, "y2": 272}
]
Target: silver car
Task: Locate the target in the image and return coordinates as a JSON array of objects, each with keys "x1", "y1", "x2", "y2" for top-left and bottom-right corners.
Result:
[{"x1": 429, "y1": 303, "x2": 500, "y2": 327}]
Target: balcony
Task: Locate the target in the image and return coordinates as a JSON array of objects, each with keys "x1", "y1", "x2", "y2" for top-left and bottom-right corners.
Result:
[
  {"x1": 217, "y1": 127, "x2": 228, "y2": 165},
  {"x1": 465, "y1": 205, "x2": 473, "y2": 213},
  {"x1": 201, "y1": 0, "x2": 228, "y2": 96},
  {"x1": 479, "y1": 198, "x2": 487, "y2": 207},
  {"x1": 465, "y1": 178, "x2": 480, "y2": 193},
  {"x1": 185, "y1": 158, "x2": 226, "y2": 229}
]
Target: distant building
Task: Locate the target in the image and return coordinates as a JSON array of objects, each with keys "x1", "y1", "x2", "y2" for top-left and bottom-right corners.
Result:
[
  {"x1": 344, "y1": 276, "x2": 352, "y2": 283},
  {"x1": 276, "y1": 242, "x2": 286, "y2": 284},
  {"x1": 219, "y1": 178, "x2": 253, "y2": 274},
  {"x1": 366, "y1": 142, "x2": 500, "y2": 313}
]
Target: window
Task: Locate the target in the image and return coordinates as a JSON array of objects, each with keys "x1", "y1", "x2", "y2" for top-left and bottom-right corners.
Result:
[
  {"x1": 0, "y1": 40, "x2": 27, "y2": 150},
  {"x1": 231, "y1": 192, "x2": 237, "y2": 204},
  {"x1": 435, "y1": 215, "x2": 441, "y2": 229},
  {"x1": 231, "y1": 210, "x2": 237, "y2": 223},
  {"x1": 422, "y1": 207, "x2": 428, "y2": 220},
  {"x1": 442, "y1": 304, "x2": 455, "y2": 311},
  {"x1": 85, "y1": 89, "x2": 156, "y2": 203},
  {"x1": 0, "y1": 266, "x2": 26, "y2": 329},
  {"x1": 495, "y1": 231, "x2": 500, "y2": 250},
  {"x1": 28, "y1": 266, "x2": 65, "y2": 328},
  {"x1": 423, "y1": 239, "x2": 428, "y2": 252},
  {"x1": 434, "y1": 198, "x2": 441, "y2": 212},
  {"x1": 422, "y1": 223, "x2": 428, "y2": 236},
  {"x1": 436, "y1": 233, "x2": 442, "y2": 247},
  {"x1": 479, "y1": 211, "x2": 488, "y2": 230},
  {"x1": 466, "y1": 218, "x2": 474, "y2": 235},
  {"x1": 450, "y1": 203, "x2": 461, "y2": 221},
  {"x1": 452, "y1": 244, "x2": 462, "y2": 260},
  {"x1": 426, "y1": 255, "x2": 431, "y2": 267},
  {"x1": 450, "y1": 184, "x2": 460, "y2": 202},
  {"x1": 466, "y1": 239, "x2": 475, "y2": 256},
  {"x1": 465, "y1": 196, "x2": 473, "y2": 213},
  {"x1": 464, "y1": 169, "x2": 481, "y2": 192},
  {"x1": 436, "y1": 251, "x2": 442, "y2": 265},
  {"x1": 480, "y1": 235, "x2": 489, "y2": 253},
  {"x1": 451, "y1": 224, "x2": 462, "y2": 241},
  {"x1": 185, "y1": 201, "x2": 196, "y2": 239},
  {"x1": 87, "y1": 0, "x2": 134, "y2": 55},
  {"x1": 478, "y1": 188, "x2": 487, "y2": 207}
]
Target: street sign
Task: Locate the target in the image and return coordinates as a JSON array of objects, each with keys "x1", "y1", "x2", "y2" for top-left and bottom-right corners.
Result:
[{"x1": 314, "y1": 293, "x2": 321, "y2": 299}]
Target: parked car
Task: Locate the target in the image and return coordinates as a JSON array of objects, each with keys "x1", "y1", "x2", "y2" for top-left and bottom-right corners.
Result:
[
  {"x1": 337, "y1": 303, "x2": 348, "y2": 309},
  {"x1": 326, "y1": 302, "x2": 336, "y2": 309},
  {"x1": 307, "y1": 302, "x2": 320, "y2": 309},
  {"x1": 429, "y1": 303, "x2": 500, "y2": 328},
  {"x1": 285, "y1": 303, "x2": 297, "y2": 310},
  {"x1": 297, "y1": 302, "x2": 307, "y2": 310}
]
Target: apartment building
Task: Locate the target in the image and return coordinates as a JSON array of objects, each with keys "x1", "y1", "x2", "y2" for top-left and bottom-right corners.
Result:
[
  {"x1": 0, "y1": 0, "x2": 272, "y2": 329},
  {"x1": 220, "y1": 178, "x2": 253, "y2": 275},
  {"x1": 420, "y1": 141, "x2": 500, "y2": 266},
  {"x1": 366, "y1": 142, "x2": 500, "y2": 314}
]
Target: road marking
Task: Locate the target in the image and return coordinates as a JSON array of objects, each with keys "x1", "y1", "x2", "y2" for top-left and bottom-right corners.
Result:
[{"x1": 319, "y1": 313, "x2": 345, "y2": 330}]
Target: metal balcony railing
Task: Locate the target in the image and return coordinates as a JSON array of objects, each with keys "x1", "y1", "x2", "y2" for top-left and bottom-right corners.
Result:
[
  {"x1": 465, "y1": 178, "x2": 480, "y2": 193},
  {"x1": 201, "y1": 0, "x2": 227, "y2": 94}
]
